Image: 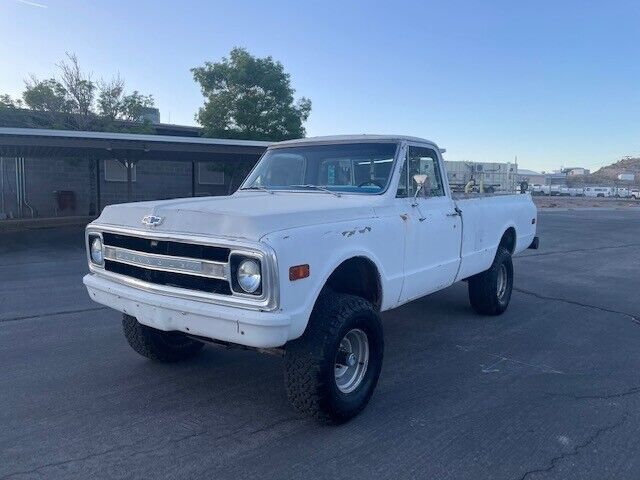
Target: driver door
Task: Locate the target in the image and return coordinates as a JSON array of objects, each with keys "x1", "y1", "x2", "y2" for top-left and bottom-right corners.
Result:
[{"x1": 397, "y1": 145, "x2": 462, "y2": 303}]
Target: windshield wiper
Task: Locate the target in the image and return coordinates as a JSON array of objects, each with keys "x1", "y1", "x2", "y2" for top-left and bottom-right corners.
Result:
[
  {"x1": 290, "y1": 184, "x2": 342, "y2": 197},
  {"x1": 240, "y1": 186, "x2": 275, "y2": 195}
]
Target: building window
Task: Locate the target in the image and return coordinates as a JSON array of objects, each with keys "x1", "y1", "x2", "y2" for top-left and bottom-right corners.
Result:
[
  {"x1": 104, "y1": 159, "x2": 136, "y2": 182},
  {"x1": 198, "y1": 162, "x2": 226, "y2": 185}
]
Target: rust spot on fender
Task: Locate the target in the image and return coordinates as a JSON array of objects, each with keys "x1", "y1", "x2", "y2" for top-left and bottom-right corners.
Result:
[{"x1": 342, "y1": 226, "x2": 372, "y2": 237}]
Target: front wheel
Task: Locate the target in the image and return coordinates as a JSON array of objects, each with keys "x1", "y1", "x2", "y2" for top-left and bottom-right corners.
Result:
[
  {"x1": 468, "y1": 247, "x2": 513, "y2": 315},
  {"x1": 284, "y1": 293, "x2": 383, "y2": 423}
]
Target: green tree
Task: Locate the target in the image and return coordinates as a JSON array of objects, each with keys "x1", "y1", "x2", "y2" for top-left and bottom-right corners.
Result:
[
  {"x1": 192, "y1": 47, "x2": 311, "y2": 141},
  {"x1": 1, "y1": 53, "x2": 156, "y2": 133},
  {"x1": 0, "y1": 94, "x2": 22, "y2": 109},
  {"x1": 97, "y1": 76, "x2": 155, "y2": 123},
  {"x1": 97, "y1": 75, "x2": 125, "y2": 120},
  {"x1": 57, "y1": 52, "x2": 96, "y2": 117},
  {"x1": 22, "y1": 76, "x2": 73, "y2": 112},
  {"x1": 120, "y1": 90, "x2": 155, "y2": 122}
]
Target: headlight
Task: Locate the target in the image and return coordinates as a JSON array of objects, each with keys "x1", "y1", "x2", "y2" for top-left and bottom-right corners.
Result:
[
  {"x1": 90, "y1": 236, "x2": 103, "y2": 264},
  {"x1": 237, "y1": 258, "x2": 261, "y2": 294}
]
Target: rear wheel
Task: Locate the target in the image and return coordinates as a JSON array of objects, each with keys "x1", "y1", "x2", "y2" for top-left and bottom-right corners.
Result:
[
  {"x1": 468, "y1": 247, "x2": 513, "y2": 315},
  {"x1": 284, "y1": 293, "x2": 383, "y2": 423},
  {"x1": 122, "y1": 314, "x2": 204, "y2": 362}
]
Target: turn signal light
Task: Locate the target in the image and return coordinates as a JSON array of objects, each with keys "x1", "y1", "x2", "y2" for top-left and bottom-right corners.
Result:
[{"x1": 289, "y1": 264, "x2": 310, "y2": 281}]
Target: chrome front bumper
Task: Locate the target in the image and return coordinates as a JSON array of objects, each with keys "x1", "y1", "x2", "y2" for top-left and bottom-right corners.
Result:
[{"x1": 84, "y1": 273, "x2": 291, "y2": 348}]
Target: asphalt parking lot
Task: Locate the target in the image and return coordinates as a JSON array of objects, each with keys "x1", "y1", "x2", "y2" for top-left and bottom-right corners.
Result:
[{"x1": 1, "y1": 210, "x2": 640, "y2": 480}]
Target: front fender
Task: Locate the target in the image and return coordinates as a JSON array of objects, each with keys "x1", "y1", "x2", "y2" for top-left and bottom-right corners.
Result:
[{"x1": 261, "y1": 217, "x2": 404, "y2": 341}]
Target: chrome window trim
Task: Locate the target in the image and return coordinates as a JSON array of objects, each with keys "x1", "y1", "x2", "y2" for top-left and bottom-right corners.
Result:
[
  {"x1": 239, "y1": 142, "x2": 402, "y2": 197},
  {"x1": 404, "y1": 140, "x2": 453, "y2": 199},
  {"x1": 85, "y1": 225, "x2": 279, "y2": 311}
]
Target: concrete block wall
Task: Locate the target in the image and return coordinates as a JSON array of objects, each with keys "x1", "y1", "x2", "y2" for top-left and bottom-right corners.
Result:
[
  {"x1": 99, "y1": 159, "x2": 192, "y2": 207},
  {"x1": 0, "y1": 157, "x2": 94, "y2": 219},
  {"x1": 0, "y1": 155, "x2": 260, "y2": 219},
  {"x1": 0, "y1": 159, "x2": 18, "y2": 217},
  {"x1": 99, "y1": 159, "x2": 258, "y2": 206}
]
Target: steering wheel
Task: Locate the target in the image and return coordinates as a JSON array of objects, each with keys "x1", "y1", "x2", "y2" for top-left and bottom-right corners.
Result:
[{"x1": 358, "y1": 180, "x2": 384, "y2": 189}]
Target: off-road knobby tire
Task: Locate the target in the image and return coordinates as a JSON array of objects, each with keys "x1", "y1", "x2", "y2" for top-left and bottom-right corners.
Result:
[
  {"x1": 284, "y1": 293, "x2": 383, "y2": 424},
  {"x1": 122, "y1": 314, "x2": 204, "y2": 362},
  {"x1": 468, "y1": 246, "x2": 513, "y2": 316}
]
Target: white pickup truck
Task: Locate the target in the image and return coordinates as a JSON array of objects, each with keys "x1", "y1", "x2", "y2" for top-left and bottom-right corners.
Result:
[{"x1": 84, "y1": 135, "x2": 538, "y2": 423}]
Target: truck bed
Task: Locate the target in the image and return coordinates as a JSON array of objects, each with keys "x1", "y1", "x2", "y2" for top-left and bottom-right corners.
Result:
[{"x1": 453, "y1": 192, "x2": 537, "y2": 281}]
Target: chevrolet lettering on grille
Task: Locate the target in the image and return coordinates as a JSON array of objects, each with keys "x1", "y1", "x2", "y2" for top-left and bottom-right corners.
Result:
[
  {"x1": 103, "y1": 246, "x2": 226, "y2": 279},
  {"x1": 116, "y1": 249, "x2": 202, "y2": 272}
]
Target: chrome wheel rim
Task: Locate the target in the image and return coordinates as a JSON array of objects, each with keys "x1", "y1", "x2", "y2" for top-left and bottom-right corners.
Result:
[
  {"x1": 497, "y1": 264, "x2": 508, "y2": 299},
  {"x1": 334, "y1": 328, "x2": 369, "y2": 394}
]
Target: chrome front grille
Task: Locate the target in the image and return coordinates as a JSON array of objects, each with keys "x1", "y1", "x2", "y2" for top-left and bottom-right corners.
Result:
[
  {"x1": 101, "y1": 232, "x2": 232, "y2": 295},
  {"x1": 87, "y1": 226, "x2": 279, "y2": 311},
  {"x1": 102, "y1": 232, "x2": 230, "y2": 262}
]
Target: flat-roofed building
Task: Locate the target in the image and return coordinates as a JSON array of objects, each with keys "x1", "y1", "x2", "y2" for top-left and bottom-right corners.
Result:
[{"x1": 0, "y1": 127, "x2": 269, "y2": 221}]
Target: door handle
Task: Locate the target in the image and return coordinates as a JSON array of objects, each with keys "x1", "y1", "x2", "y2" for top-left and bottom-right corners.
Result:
[{"x1": 446, "y1": 211, "x2": 459, "y2": 217}]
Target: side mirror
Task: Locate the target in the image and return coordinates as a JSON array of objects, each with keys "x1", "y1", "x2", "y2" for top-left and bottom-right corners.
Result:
[{"x1": 413, "y1": 174, "x2": 428, "y2": 200}]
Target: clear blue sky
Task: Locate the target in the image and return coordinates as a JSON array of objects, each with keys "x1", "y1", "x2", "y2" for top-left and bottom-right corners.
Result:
[{"x1": 1, "y1": 0, "x2": 639, "y2": 172}]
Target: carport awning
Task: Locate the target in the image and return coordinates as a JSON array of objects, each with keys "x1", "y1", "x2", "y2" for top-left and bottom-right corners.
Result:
[{"x1": 0, "y1": 127, "x2": 270, "y2": 161}]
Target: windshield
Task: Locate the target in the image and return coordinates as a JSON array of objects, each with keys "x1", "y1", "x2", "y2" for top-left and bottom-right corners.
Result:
[{"x1": 241, "y1": 142, "x2": 398, "y2": 194}]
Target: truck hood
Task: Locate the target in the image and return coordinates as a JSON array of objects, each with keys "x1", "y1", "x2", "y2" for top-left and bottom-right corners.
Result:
[{"x1": 93, "y1": 191, "x2": 380, "y2": 240}]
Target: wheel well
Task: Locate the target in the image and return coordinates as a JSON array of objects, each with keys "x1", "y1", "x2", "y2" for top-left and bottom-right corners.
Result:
[
  {"x1": 323, "y1": 257, "x2": 382, "y2": 310},
  {"x1": 499, "y1": 227, "x2": 516, "y2": 254}
]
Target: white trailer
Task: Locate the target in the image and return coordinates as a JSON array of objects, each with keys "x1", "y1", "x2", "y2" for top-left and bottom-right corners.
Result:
[
  {"x1": 445, "y1": 161, "x2": 518, "y2": 193},
  {"x1": 584, "y1": 186, "x2": 614, "y2": 197},
  {"x1": 614, "y1": 187, "x2": 631, "y2": 198},
  {"x1": 560, "y1": 187, "x2": 584, "y2": 196}
]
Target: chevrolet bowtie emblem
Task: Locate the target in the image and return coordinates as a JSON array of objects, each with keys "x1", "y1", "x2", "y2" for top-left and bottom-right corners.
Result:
[{"x1": 142, "y1": 215, "x2": 164, "y2": 227}]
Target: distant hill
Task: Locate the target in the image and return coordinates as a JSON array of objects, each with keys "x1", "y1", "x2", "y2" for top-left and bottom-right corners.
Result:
[
  {"x1": 567, "y1": 156, "x2": 640, "y2": 186},
  {"x1": 593, "y1": 156, "x2": 640, "y2": 180}
]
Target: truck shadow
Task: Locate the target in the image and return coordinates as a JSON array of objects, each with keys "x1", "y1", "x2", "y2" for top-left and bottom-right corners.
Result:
[{"x1": 124, "y1": 281, "x2": 494, "y2": 421}]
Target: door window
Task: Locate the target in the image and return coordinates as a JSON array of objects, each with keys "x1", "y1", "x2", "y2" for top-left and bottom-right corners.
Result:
[{"x1": 396, "y1": 146, "x2": 445, "y2": 198}]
